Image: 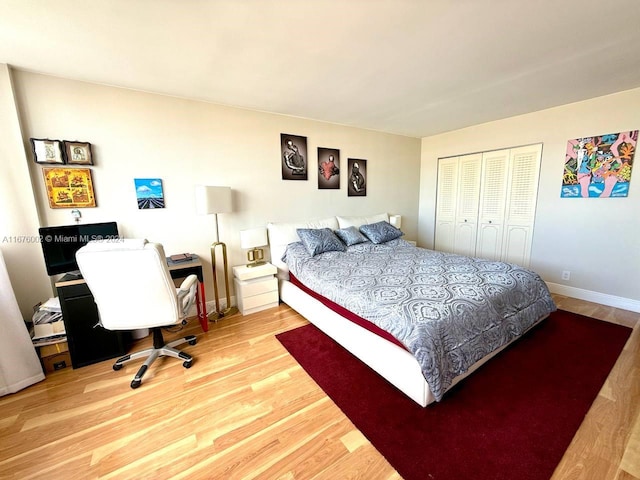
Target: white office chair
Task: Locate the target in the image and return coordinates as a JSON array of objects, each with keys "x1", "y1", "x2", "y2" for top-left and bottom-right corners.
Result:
[{"x1": 76, "y1": 239, "x2": 198, "y2": 388}]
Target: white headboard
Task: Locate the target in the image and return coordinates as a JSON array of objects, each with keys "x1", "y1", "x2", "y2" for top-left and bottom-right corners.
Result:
[{"x1": 266, "y1": 213, "x2": 389, "y2": 280}]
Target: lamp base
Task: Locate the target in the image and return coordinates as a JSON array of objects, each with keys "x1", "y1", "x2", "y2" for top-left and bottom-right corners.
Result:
[
  {"x1": 245, "y1": 248, "x2": 265, "y2": 268},
  {"x1": 209, "y1": 305, "x2": 239, "y2": 321},
  {"x1": 210, "y1": 240, "x2": 240, "y2": 322}
]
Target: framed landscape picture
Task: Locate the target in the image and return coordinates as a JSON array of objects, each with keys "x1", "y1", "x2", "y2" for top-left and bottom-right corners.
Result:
[
  {"x1": 134, "y1": 178, "x2": 165, "y2": 209},
  {"x1": 42, "y1": 167, "x2": 96, "y2": 208}
]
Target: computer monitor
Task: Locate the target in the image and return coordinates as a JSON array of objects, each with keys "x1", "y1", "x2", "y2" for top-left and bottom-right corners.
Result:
[{"x1": 39, "y1": 222, "x2": 119, "y2": 277}]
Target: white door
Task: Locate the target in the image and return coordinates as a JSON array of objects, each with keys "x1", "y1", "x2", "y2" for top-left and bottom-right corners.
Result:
[
  {"x1": 435, "y1": 157, "x2": 459, "y2": 252},
  {"x1": 502, "y1": 144, "x2": 543, "y2": 267},
  {"x1": 476, "y1": 149, "x2": 509, "y2": 260},
  {"x1": 454, "y1": 153, "x2": 482, "y2": 257}
]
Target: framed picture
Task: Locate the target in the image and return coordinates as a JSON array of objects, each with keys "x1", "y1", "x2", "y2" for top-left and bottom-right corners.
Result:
[
  {"x1": 318, "y1": 147, "x2": 340, "y2": 189},
  {"x1": 561, "y1": 130, "x2": 637, "y2": 198},
  {"x1": 134, "y1": 178, "x2": 165, "y2": 209},
  {"x1": 30, "y1": 138, "x2": 64, "y2": 164},
  {"x1": 42, "y1": 167, "x2": 96, "y2": 208},
  {"x1": 348, "y1": 158, "x2": 367, "y2": 196},
  {"x1": 64, "y1": 141, "x2": 93, "y2": 165},
  {"x1": 281, "y1": 133, "x2": 308, "y2": 180}
]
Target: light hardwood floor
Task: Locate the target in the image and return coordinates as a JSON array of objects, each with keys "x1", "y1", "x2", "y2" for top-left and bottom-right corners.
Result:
[{"x1": 0, "y1": 295, "x2": 638, "y2": 479}]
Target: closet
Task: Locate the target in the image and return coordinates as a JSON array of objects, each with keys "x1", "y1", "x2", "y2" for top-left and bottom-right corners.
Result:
[{"x1": 434, "y1": 143, "x2": 542, "y2": 268}]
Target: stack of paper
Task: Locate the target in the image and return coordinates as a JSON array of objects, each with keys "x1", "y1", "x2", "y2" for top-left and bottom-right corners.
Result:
[
  {"x1": 31, "y1": 297, "x2": 66, "y2": 346},
  {"x1": 40, "y1": 297, "x2": 61, "y2": 312}
]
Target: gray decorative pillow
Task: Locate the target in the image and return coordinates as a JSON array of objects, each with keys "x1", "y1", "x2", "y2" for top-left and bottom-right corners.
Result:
[
  {"x1": 335, "y1": 226, "x2": 369, "y2": 246},
  {"x1": 296, "y1": 228, "x2": 346, "y2": 256},
  {"x1": 359, "y1": 221, "x2": 404, "y2": 244}
]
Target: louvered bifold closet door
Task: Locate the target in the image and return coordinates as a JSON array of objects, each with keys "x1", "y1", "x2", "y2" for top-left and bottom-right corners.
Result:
[
  {"x1": 502, "y1": 144, "x2": 543, "y2": 267},
  {"x1": 435, "y1": 157, "x2": 459, "y2": 253},
  {"x1": 476, "y1": 149, "x2": 509, "y2": 261},
  {"x1": 453, "y1": 153, "x2": 482, "y2": 257}
]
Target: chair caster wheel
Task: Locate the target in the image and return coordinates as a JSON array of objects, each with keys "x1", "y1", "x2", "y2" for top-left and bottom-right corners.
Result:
[
  {"x1": 183, "y1": 361, "x2": 192, "y2": 369},
  {"x1": 113, "y1": 364, "x2": 123, "y2": 371},
  {"x1": 131, "y1": 379, "x2": 141, "y2": 389},
  {"x1": 188, "y1": 339, "x2": 196, "y2": 346}
]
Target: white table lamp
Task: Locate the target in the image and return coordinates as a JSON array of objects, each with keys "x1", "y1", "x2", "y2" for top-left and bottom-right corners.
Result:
[
  {"x1": 195, "y1": 185, "x2": 238, "y2": 320},
  {"x1": 240, "y1": 227, "x2": 268, "y2": 267}
]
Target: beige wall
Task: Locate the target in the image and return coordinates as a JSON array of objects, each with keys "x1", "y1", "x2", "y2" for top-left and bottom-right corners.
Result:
[
  {"x1": 9, "y1": 68, "x2": 421, "y2": 309},
  {"x1": 0, "y1": 65, "x2": 52, "y2": 318},
  {"x1": 419, "y1": 88, "x2": 640, "y2": 309}
]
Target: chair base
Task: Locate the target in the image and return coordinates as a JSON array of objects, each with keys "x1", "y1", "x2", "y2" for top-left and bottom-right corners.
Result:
[{"x1": 113, "y1": 327, "x2": 196, "y2": 388}]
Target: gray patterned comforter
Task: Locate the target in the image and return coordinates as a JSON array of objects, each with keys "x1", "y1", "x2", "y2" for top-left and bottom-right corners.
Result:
[{"x1": 283, "y1": 238, "x2": 557, "y2": 401}]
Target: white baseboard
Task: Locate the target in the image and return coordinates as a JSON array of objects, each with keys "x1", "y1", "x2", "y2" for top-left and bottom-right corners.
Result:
[
  {"x1": 547, "y1": 282, "x2": 640, "y2": 313},
  {"x1": 187, "y1": 296, "x2": 237, "y2": 319},
  {"x1": 204, "y1": 296, "x2": 236, "y2": 315}
]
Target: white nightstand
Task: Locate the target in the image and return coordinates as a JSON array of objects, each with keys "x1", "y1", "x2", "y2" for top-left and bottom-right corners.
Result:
[{"x1": 232, "y1": 263, "x2": 279, "y2": 316}]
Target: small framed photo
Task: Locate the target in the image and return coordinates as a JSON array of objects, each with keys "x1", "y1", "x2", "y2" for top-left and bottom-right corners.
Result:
[
  {"x1": 30, "y1": 138, "x2": 64, "y2": 164},
  {"x1": 64, "y1": 141, "x2": 93, "y2": 165}
]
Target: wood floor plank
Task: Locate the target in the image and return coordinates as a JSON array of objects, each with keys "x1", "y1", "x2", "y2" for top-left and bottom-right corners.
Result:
[{"x1": 0, "y1": 297, "x2": 637, "y2": 479}]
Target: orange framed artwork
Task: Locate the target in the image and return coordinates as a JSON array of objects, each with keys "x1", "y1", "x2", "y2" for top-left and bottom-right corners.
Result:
[{"x1": 42, "y1": 167, "x2": 96, "y2": 208}]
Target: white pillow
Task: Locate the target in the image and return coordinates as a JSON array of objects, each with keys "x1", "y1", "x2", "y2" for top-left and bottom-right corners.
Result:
[
  {"x1": 267, "y1": 216, "x2": 339, "y2": 279},
  {"x1": 336, "y1": 213, "x2": 389, "y2": 229}
]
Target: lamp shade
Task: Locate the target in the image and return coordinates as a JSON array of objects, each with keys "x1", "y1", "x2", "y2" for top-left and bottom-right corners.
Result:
[
  {"x1": 195, "y1": 186, "x2": 232, "y2": 215},
  {"x1": 389, "y1": 215, "x2": 402, "y2": 228},
  {"x1": 240, "y1": 227, "x2": 268, "y2": 249}
]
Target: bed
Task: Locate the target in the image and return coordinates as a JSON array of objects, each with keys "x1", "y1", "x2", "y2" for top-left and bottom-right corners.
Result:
[{"x1": 267, "y1": 214, "x2": 556, "y2": 407}]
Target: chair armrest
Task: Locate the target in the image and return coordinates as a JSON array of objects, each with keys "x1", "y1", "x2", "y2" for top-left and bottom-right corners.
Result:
[
  {"x1": 178, "y1": 274, "x2": 198, "y2": 294},
  {"x1": 177, "y1": 274, "x2": 198, "y2": 318}
]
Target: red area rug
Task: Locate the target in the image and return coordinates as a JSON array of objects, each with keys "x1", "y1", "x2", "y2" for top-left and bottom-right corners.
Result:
[{"x1": 276, "y1": 310, "x2": 631, "y2": 480}]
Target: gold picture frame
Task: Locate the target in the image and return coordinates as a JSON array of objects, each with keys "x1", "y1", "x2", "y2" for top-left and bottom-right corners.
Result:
[{"x1": 42, "y1": 167, "x2": 96, "y2": 208}]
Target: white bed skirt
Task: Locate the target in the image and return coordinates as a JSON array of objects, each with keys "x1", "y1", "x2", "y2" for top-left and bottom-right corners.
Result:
[{"x1": 281, "y1": 279, "x2": 432, "y2": 406}]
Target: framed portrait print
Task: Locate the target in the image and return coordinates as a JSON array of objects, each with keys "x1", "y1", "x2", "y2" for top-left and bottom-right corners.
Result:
[
  {"x1": 281, "y1": 133, "x2": 308, "y2": 180},
  {"x1": 348, "y1": 158, "x2": 367, "y2": 197},
  {"x1": 318, "y1": 147, "x2": 340, "y2": 189},
  {"x1": 64, "y1": 141, "x2": 93, "y2": 165},
  {"x1": 42, "y1": 167, "x2": 96, "y2": 208},
  {"x1": 30, "y1": 138, "x2": 64, "y2": 164}
]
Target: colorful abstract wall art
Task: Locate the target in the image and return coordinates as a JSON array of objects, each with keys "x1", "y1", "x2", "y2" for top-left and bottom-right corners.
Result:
[{"x1": 561, "y1": 130, "x2": 637, "y2": 198}]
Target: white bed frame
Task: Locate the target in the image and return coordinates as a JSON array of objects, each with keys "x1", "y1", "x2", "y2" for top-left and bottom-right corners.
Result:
[{"x1": 268, "y1": 214, "x2": 546, "y2": 407}]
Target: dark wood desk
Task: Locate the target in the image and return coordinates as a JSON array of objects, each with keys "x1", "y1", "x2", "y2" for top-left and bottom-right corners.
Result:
[{"x1": 55, "y1": 255, "x2": 208, "y2": 368}]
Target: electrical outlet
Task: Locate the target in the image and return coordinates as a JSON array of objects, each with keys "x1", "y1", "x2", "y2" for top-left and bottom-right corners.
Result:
[{"x1": 561, "y1": 270, "x2": 571, "y2": 281}]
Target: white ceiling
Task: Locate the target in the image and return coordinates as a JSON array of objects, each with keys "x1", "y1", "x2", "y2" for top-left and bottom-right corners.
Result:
[{"x1": 2, "y1": 0, "x2": 640, "y2": 138}]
